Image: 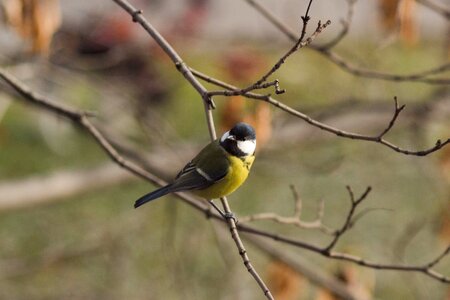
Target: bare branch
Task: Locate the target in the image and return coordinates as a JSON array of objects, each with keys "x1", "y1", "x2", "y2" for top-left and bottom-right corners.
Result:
[
  {"x1": 192, "y1": 68, "x2": 450, "y2": 156},
  {"x1": 0, "y1": 64, "x2": 271, "y2": 298},
  {"x1": 2, "y1": 0, "x2": 449, "y2": 290},
  {"x1": 318, "y1": 53, "x2": 450, "y2": 85},
  {"x1": 318, "y1": 0, "x2": 356, "y2": 51},
  {"x1": 1, "y1": 69, "x2": 449, "y2": 284},
  {"x1": 109, "y1": 1, "x2": 274, "y2": 298},
  {"x1": 238, "y1": 224, "x2": 450, "y2": 283},
  {"x1": 209, "y1": 20, "x2": 331, "y2": 97},
  {"x1": 377, "y1": 97, "x2": 406, "y2": 138},
  {"x1": 325, "y1": 186, "x2": 372, "y2": 252},
  {"x1": 110, "y1": 0, "x2": 216, "y2": 135},
  {"x1": 425, "y1": 245, "x2": 450, "y2": 269},
  {"x1": 239, "y1": 185, "x2": 335, "y2": 234},
  {"x1": 236, "y1": 1, "x2": 331, "y2": 94},
  {"x1": 243, "y1": 0, "x2": 450, "y2": 85},
  {"x1": 0, "y1": 69, "x2": 163, "y2": 185}
]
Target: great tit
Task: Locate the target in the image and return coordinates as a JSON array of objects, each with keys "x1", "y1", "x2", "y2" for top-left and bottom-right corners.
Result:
[{"x1": 134, "y1": 122, "x2": 256, "y2": 208}]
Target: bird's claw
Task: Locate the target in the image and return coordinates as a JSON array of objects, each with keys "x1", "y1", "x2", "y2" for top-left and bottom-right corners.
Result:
[
  {"x1": 208, "y1": 200, "x2": 238, "y2": 223},
  {"x1": 224, "y1": 212, "x2": 238, "y2": 224}
]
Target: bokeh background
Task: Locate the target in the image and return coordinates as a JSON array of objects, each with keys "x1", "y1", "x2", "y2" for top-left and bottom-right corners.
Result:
[{"x1": 0, "y1": 0, "x2": 449, "y2": 299}]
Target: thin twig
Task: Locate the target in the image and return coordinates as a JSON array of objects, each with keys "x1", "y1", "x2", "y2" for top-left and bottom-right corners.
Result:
[
  {"x1": 243, "y1": 0, "x2": 450, "y2": 85},
  {"x1": 1, "y1": 68, "x2": 449, "y2": 284},
  {"x1": 110, "y1": 1, "x2": 273, "y2": 298},
  {"x1": 377, "y1": 97, "x2": 405, "y2": 138},
  {"x1": 318, "y1": 0, "x2": 356, "y2": 51},
  {"x1": 209, "y1": 18, "x2": 331, "y2": 97},
  {"x1": 193, "y1": 68, "x2": 450, "y2": 156},
  {"x1": 325, "y1": 186, "x2": 372, "y2": 252},
  {"x1": 239, "y1": 185, "x2": 334, "y2": 234},
  {"x1": 238, "y1": 224, "x2": 450, "y2": 283},
  {"x1": 235, "y1": 0, "x2": 329, "y2": 95}
]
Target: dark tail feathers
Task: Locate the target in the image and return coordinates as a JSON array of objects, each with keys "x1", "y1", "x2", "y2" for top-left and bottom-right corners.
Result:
[{"x1": 134, "y1": 184, "x2": 173, "y2": 208}]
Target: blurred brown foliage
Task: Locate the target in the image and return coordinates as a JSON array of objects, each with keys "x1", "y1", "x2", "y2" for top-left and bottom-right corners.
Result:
[
  {"x1": 2, "y1": 0, "x2": 61, "y2": 54},
  {"x1": 220, "y1": 49, "x2": 272, "y2": 149},
  {"x1": 316, "y1": 266, "x2": 373, "y2": 300},
  {"x1": 266, "y1": 260, "x2": 303, "y2": 300},
  {"x1": 378, "y1": 0, "x2": 418, "y2": 46}
]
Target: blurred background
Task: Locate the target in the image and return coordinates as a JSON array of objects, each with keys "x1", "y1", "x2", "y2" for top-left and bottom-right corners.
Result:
[{"x1": 0, "y1": 0, "x2": 449, "y2": 299}]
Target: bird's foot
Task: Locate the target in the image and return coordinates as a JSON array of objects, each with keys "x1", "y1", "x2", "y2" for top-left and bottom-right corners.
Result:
[
  {"x1": 208, "y1": 200, "x2": 239, "y2": 224},
  {"x1": 223, "y1": 212, "x2": 238, "y2": 224}
]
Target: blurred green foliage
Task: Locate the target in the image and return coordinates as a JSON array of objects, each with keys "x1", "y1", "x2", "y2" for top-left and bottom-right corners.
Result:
[{"x1": 0, "y1": 40, "x2": 449, "y2": 300}]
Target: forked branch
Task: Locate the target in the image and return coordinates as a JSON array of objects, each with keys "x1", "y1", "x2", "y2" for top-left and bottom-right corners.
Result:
[
  {"x1": 193, "y1": 68, "x2": 450, "y2": 156},
  {"x1": 243, "y1": 0, "x2": 450, "y2": 85},
  {"x1": 324, "y1": 186, "x2": 372, "y2": 252},
  {"x1": 240, "y1": 185, "x2": 334, "y2": 234},
  {"x1": 230, "y1": 0, "x2": 331, "y2": 96},
  {"x1": 1, "y1": 68, "x2": 449, "y2": 284},
  {"x1": 110, "y1": 0, "x2": 274, "y2": 298}
]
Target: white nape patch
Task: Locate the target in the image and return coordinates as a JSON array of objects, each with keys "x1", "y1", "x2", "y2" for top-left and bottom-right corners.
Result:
[
  {"x1": 237, "y1": 139, "x2": 256, "y2": 155},
  {"x1": 220, "y1": 131, "x2": 230, "y2": 143}
]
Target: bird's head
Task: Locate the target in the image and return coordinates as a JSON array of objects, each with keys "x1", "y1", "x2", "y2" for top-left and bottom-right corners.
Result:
[{"x1": 220, "y1": 122, "x2": 256, "y2": 157}]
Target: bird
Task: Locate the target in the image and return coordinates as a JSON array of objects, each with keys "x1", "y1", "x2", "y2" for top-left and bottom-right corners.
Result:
[{"x1": 134, "y1": 122, "x2": 257, "y2": 214}]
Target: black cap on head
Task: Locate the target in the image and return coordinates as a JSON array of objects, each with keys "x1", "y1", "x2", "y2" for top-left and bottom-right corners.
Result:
[
  {"x1": 220, "y1": 122, "x2": 256, "y2": 157},
  {"x1": 229, "y1": 122, "x2": 256, "y2": 141}
]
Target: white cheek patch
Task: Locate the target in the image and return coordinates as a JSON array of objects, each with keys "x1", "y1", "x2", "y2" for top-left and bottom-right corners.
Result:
[
  {"x1": 220, "y1": 131, "x2": 230, "y2": 143},
  {"x1": 237, "y1": 140, "x2": 256, "y2": 155}
]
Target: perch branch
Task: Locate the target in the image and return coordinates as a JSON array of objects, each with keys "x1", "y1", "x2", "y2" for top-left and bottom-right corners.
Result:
[
  {"x1": 193, "y1": 68, "x2": 450, "y2": 156},
  {"x1": 1, "y1": 68, "x2": 449, "y2": 284},
  {"x1": 109, "y1": 1, "x2": 273, "y2": 298}
]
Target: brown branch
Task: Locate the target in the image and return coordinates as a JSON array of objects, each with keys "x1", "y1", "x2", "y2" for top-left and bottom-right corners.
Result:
[
  {"x1": 238, "y1": 224, "x2": 450, "y2": 283},
  {"x1": 318, "y1": 0, "x2": 356, "y2": 51},
  {"x1": 426, "y1": 245, "x2": 450, "y2": 268},
  {"x1": 239, "y1": 185, "x2": 334, "y2": 234},
  {"x1": 108, "y1": 1, "x2": 274, "y2": 298},
  {"x1": 324, "y1": 186, "x2": 372, "y2": 252},
  {"x1": 193, "y1": 68, "x2": 450, "y2": 156},
  {"x1": 377, "y1": 97, "x2": 405, "y2": 138},
  {"x1": 243, "y1": 0, "x2": 450, "y2": 85},
  {"x1": 317, "y1": 53, "x2": 450, "y2": 85},
  {"x1": 0, "y1": 66, "x2": 273, "y2": 297},
  {"x1": 209, "y1": 19, "x2": 331, "y2": 97},
  {"x1": 231, "y1": 0, "x2": 330, "y2": 95},
  {"x1": 0, "y1": 69, "x2": 164, "y2": 186},
  {"x1": 1, "y1": 68, "x2": 449, "y2": 285}
]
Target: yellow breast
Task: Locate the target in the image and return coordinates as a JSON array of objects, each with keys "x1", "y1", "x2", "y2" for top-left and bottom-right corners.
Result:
[{"x1": 194, "y1": 154, "x2": 255, "y2": 200}]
